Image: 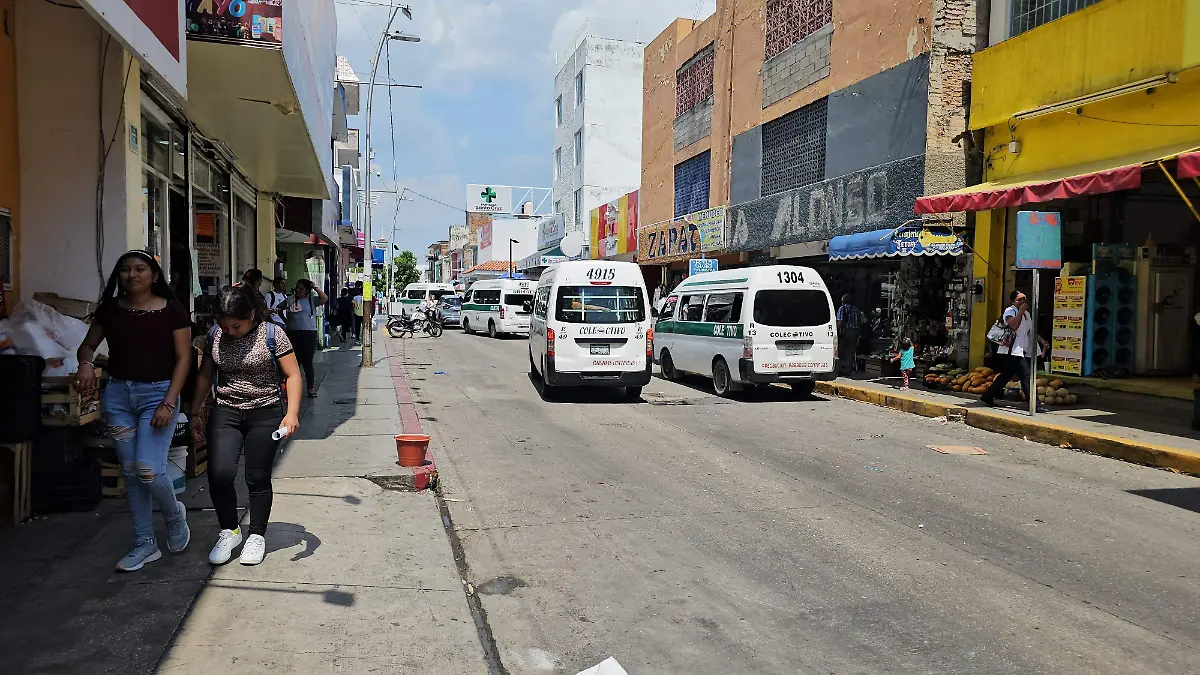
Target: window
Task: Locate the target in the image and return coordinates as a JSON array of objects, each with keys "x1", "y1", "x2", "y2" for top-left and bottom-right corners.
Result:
[
  {"x1": 680, "y1": 295, "x2": 705, "y2": 322},
  {"x1": 660, "y1": 295, "x2": 679, "y2": 320},
  {"x1": 505, "y1": 293, "x2": 534, "y2": 313},
  {"x1": 761, "y1": 97, "x2": 828, "y2": 196},
  {"x1": 556, "y1": 286, "x2": 646, "y2": 324},
  {"x1": 574, "y1": 188, "x2": 583, "y2": 226},
  {"x1": 232, "y1": 195, "x2": 256, "y2": 282},
  {"x1": 534, "y1": 286, "x2": 550, "y2": 319},
  {"x1": 753, "y1": 289, "x2": 831, "y2": 327},
  {"x1": 554, "y1": 147, "x2": 562, "y2": 179},
  {"x1": 555, "y1": 95, "x2": 563, "y2": 126},
  {"x1": 554, "y1": 200, "x2": 563, "y2": 216},
  {"x1": 676, "y1": 45, "x2": 715, "y2": 115},
  {"x1": 674, "y1": 151, "x2": 711, "y2": 218},
  {"x1": 1011, "y1": 0, "x2": 1100, "y2": 37},
  {"x1": 703, "y1": 293, "x2": 744, "y2": 324},
  {"x1": 473, "y1": 289, "x2": 501, "y2": 304},
  {"x1": 765, "y1": 0, "x2": 833, "y2": 61},
  {"x1": 430, "y1": 290, "x2": 455, "y2": 301},
  {"x1": 575, "y1": 71, "x2": 584, "y2": 106},
  {"x1": 406, "y1": 289, "x2": 427, "y2": 300},
  {"x1": 574, "y1": 130, "x2": 583, "y2": 166}
]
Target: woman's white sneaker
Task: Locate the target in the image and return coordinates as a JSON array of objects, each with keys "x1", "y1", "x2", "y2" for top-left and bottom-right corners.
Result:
[
  {"x1": 239, "y1": 534, "x2": 266, "y2": 565},
  {"x1": 208, "y1": 528, "x2": 242, "y2": 565}
]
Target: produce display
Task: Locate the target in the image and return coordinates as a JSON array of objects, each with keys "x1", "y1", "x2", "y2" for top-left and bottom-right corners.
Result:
[
  {"x1": 923, "y1": 362, "x2": 966, "y2": 389},
  {"x1": 945, "y1": 366, "x2": 996, "y2": 394},
  {"x1": 1034, "y1": 377, "x2": 1077, "y2": 406}
]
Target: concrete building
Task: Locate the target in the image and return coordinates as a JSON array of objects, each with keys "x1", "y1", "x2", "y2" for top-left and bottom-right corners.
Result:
[{"x1": 551, "y1": 31, "x2": 643, "y2": 238}]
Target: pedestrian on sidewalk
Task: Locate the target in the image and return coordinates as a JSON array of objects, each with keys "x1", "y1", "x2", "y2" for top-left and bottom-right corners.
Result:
[
  {"x1": 336, "y1": 288, "x2": 354, "y2": 344},
  {"x1": 982, "y1": 290, "x2": 1048, "y2": 410},
  {"x1": 190, "y1": 284, "x2": 302, "y2": 566},
  {"x1": 352, "y1": 284, "x2": 365, "y2": 343},
  {"x1": 77, "y1": 250, "x2": 192, "y2": 572},
  {"x1": 892, "y1": 338, "x2": 915, "y2": 389},
  {"x1": 264, "y1": 277, "x2": 288, "y2": 328},
  {"x1": 285, "y1": 278, "x2": 327, "y2": 397},
  {"x1": 836, "y1": 294, "x2": 863, "y2": 376}
]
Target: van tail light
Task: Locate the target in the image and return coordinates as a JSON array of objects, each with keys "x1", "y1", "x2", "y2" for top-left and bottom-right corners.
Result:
[
  {"x1": 743, "y1": 334, "x2": 753, "y2": 360},
  {"x1": 646, "y1": 328, "x2": 654, "y2": 356},
  {"x1": 500, "y1": 305, "x2": 506, "y2": 319},
  {"x1": 547, "y1": 328, "x2": 556, "y2": 357}
]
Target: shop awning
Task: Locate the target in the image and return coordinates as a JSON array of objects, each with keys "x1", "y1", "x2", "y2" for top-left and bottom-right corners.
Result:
[
  {"x1": 915, "y1": 144, "x2": 1200, "y2": 214},
  {"x1": 1178, "y1": 151, "x2": 1200, "y2": 180},
  {"x1": 829, "y1": 227, "x2": 964, "y2": 261}
]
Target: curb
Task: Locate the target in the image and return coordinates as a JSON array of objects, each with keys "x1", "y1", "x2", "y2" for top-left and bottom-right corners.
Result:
[
  {"x1": 380, "y1": 334, "x2": 437, "y2": 491},
  {"x1": 815, "y1": 381, "x2": 1200, "y2": 477}
]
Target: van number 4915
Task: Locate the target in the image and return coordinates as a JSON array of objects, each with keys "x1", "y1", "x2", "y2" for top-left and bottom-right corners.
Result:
[
  {"x1": 586, "y1": 268, "x2": 616, "y2": 281},
  {"x1": 776, "y1": 270, "x2": 804, "y2": 283}
]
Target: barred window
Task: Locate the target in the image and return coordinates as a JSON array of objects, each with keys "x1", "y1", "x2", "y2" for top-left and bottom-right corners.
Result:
[
  {"x1": 765, "y1": 0, "x2": 833, "y2": 61},
  {"x1": 676, "y1": 44, "x2": 715, "y2": 116},
  {"x1": 1011, "y1": 0, "x2": 1101, "y2": 37},
  {"x1": 761, "y1": 97, "x2": 828, "y2": 196},
  {"x1": 674, "y1": 151, "x2": 711, "y2": 218}
]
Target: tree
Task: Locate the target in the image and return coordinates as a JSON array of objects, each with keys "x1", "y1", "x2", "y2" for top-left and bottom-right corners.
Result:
[{"x1": 372, "y1": 250, "x2": 421, "y2": 297}]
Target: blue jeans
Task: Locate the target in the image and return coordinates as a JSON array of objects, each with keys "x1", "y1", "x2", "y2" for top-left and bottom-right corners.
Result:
[{"x1": 102, "y1": 379, "x2": 182, "y2": 545}]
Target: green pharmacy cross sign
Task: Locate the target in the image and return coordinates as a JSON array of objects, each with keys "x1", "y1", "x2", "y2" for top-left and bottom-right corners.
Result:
[{"x1": 481, "y1": 187, "x2": 497, "y2": 204}]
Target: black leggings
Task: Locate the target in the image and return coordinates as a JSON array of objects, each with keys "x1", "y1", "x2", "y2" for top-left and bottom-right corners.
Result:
[
  {"x1": 207, "y1": 404, "x2": 283, "y2": 537},
  {"x1": 288, "y1": 329, "x2": 318, "y2": 391}
]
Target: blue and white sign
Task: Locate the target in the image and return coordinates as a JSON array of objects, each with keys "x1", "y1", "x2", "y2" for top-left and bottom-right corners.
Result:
[
  {"x1": 1015, "y1": 211, "x2": 1062, "y2": 269},
  {"x1": 689, "y1": 258, "x2": 719, "y2": 275}
]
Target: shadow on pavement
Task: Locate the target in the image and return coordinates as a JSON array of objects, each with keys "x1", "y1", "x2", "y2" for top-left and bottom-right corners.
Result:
[{"x1": 1128, "y1": 487, "x2": 1200, "y2": 515}]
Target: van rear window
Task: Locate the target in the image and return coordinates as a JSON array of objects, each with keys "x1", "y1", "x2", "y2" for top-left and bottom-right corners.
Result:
[
  {"x1": 753, "y1": 290, "x2": 830, "y2": 327},
  {"x1": 505, "y1": 293, "x2": 534, "y2": 307},
  {"x1": 555, "y1": 286, "x2": 645, "y2": 324}
]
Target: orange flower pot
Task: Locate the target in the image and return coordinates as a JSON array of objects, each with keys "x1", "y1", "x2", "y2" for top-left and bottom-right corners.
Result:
[{"x1": 395, "y1": 434, "x2": 430, "y2": 467}]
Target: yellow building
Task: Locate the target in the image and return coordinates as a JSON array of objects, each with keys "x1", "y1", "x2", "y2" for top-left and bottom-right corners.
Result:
[{"x1": 918, "y1": 0, "x2": 1200, "y2": 390}]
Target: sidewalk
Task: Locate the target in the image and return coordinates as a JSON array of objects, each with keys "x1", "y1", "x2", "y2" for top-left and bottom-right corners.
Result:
[
  {"x1": 0, "y1": 335, "x2": 484, "y2": 674},
  {"x1": 816, "y1": 376, "x2": 1200, "y2": 476},
  {"x1": 159, "y1": 335, "x2": 483, "y2": 673}
]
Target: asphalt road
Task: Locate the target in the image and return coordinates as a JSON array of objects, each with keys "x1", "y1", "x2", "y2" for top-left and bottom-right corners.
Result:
[{"x1": 400, "y1": 329, "x2": 1200, "y2": 675}]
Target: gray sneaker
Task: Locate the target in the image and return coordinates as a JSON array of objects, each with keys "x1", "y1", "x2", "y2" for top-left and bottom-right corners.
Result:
[
  {"x1": 167, "y1": 501, "x2": 190, "y2": 553},
  {"x1": 116, "y1": 540, "x2": 162, "y2": 572}
]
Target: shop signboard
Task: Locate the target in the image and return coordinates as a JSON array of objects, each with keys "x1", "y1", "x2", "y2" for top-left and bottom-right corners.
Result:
[
  {"x1": 726, "y1": 155, "x2": 925, "y2": 252},
  {"x1": 689, "y1": 258, "x2": 719, "y2": 275},
  {"x1": 537, "y1": 214, "x2": 566, "y2": 250},
  {"x1": 196, "y1": 242, "x2": 222, "y2": 277},
  {"x1": 1015, "y1": 211, "x2": 1062, "y2": 269},
  {"x1": 80, "y1": 1, "x2": 187, "y2": 98},
  {"x1": 588, "y1": 191, "x2": 639, "y2": 260},
  {"x1": 480, "y1": 221, "x2": 493, "y2": 249},
  {"x1": 1051, "y1": 276, "x2": 1087, "y2": 375},
  {"x1": 466, "y1": 184, "x2": 513, "y2": 214},
  {"x1": 186, "y1": 0, "x2": 283, "y2": 46},
  {"x1": 639, "y1": 207, "x2": 727, "y2": 265}
]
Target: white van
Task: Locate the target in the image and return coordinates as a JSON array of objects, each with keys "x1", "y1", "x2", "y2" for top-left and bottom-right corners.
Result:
[
  {"x1": 528, "y1": 261, "x2": 652, "y2": 399},
  {"x1": 654, "y1": 265, "x2": 837, "y2": 397},
  {"x1": 462, "y1": 278, "x2": 536, "y2": 337},
  {"x1": 395, "y1": 283, "x2": 455, "y2": 316}
]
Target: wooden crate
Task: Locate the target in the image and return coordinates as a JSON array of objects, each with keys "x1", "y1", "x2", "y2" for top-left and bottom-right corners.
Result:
[
  {"x1": 186, "y1": 442, "x2": 208, "y2": 478},
  {"x1": 41, "y1": 373, "x2": 102, "y2": 427},
  {"x1": 0, "y1": 442, "x2": 33, "y2": 526},
  {"x1": 100, "y1": 463, "x2": 124, "y2": 498},
  {"x1": 32, "y1": 292, "x2": 97, "y2": 320}
]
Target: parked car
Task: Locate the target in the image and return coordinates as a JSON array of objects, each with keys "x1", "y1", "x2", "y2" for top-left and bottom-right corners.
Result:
[{"x1": 439, "y1": 295, "x2": 462, "y2": 327}]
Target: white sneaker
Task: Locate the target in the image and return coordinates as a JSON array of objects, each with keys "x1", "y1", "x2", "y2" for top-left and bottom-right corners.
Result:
[
  {"x1": 208, "y1": 528, "x2": 242, "y2": 565},
  {"x1": 239, "y1": 534, "x2": 266, "y2": 565}
]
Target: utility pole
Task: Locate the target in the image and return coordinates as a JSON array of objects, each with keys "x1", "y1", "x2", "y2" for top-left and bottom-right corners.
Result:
[
  {"x1": 361, "y1": 5, "x2": 414, "y2": 367},
  {"x1": 509, "y1": 239, "x2": 518, "y2": 278}
]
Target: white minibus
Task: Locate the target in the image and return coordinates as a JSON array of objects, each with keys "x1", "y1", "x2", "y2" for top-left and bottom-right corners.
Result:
[{"x1": 461, "y1": 278, "x2": 536, "y2": 337}]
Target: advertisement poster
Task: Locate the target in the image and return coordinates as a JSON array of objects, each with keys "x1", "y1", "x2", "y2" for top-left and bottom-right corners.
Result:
[
  {"x1": 638, "y1": 206, "x2": 726, "y2": 264},
  {"x1": 480, "y1": 221, "x2": 493, "y2": 250},
  {"x1": 186, "y1": 0, "x2": 283, "y2": 45},
  {"x1": 196, "y1": 242, "x2": 222, "y2": 278},
  {"x1": 1051, "y1": 275, "x2": 1087, "y2": 375},
  {"x1": 588, "y1": 190, "x2": 639, "y2": 260}
]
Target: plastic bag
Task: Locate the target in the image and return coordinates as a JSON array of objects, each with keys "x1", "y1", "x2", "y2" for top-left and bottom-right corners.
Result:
[{"x1": 11, "y1": 299, "x2": 101, "y2": 357}]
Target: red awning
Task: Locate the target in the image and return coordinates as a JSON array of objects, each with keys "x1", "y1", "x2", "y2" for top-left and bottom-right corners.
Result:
[
  {"x1": 1178, "y1": 151, "x2": 1200, "y2": 180},
  {"x1": 915, "y1": 164, "x2": 1142, "y2": 214}
]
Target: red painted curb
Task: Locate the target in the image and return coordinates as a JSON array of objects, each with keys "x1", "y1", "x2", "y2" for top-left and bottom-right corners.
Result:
[{"x1": 379, "y1": 335, "x2": 437, "y2": 490}]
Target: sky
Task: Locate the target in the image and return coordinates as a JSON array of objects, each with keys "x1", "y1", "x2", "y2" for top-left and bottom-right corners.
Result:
[{"x1": 334, "y1": 0, "x2": 717, "y2": 256}]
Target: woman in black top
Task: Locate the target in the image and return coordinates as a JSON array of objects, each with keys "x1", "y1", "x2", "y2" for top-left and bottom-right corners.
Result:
[{"x1": 77, "y1": 250, "x2": 193, "y2": 572}]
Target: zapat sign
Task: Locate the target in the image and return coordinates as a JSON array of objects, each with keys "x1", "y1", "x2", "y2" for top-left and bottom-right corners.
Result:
[{"x1": 727, "y1": 154, "x2": 925, "y2": 252}]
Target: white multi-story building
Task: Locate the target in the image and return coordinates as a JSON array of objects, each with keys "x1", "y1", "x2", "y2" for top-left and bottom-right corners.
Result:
[{"x1": 551, "y1": 32, "x2": 643, "y2": 237}]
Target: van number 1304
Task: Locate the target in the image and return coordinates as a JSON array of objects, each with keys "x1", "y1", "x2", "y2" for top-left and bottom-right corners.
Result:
[{"x1": 776, "y1": 270, "x2": 804, "y2": 283}]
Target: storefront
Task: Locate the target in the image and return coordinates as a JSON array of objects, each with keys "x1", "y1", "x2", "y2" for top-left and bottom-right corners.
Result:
[{"x1": 637, "y1": 205, "x2": 731, "y2": 301}]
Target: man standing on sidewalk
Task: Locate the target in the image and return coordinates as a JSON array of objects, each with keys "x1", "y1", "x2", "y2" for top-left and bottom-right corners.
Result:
[
  {"x1": 836, "y1": 294, "x2": 863, "y2": 377},
  {"x1": 352, "y1": 283, "x2": 365, "y2": 344}
]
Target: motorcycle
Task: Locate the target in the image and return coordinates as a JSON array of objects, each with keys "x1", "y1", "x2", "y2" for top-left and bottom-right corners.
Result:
[{"x1": 386, "y1": 308, "x2": 444, "y2": 339}]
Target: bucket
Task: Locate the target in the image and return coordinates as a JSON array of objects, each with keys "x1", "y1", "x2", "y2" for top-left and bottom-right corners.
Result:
[
  {"x1": 395, "y1": 434, "x2": 430, "y2": 467},
  {"x1": 167, "y1": 446, "x2": 188, "y2": 495}
]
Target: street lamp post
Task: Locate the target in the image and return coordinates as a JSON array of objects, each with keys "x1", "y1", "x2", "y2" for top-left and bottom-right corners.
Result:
[
  {"x1": 361, "y1": 6, "x2": 415, "y2": 367},
  {"x1": 509, "y1": 239, "x2": 519, "y2": 278}
]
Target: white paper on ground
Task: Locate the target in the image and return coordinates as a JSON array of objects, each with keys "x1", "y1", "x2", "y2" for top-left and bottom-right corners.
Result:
[{"x1": 575, "y1": 657, "x2": 629, "y2": 675}]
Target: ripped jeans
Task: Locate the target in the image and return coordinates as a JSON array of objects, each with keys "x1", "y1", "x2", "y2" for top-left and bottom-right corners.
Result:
[{"x1": 102, "y1": 379, "x2": 182, "y2": 546}]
